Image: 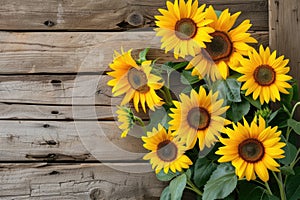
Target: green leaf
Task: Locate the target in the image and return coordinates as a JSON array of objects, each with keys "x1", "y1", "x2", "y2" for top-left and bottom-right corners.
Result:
[
  {"x1": 180, "y1": 70, "x2": 200, "y2": 85},
  {"x1": 203, "y1": 163, "x2": 237, "y2": 200},
  {"x1": 268, "y1": 108, "x2": 290, "y2": 128},
  {"x1": 160, "y1": 186, "x2": 171, "y2": 200},
  {"x1": 268, "y1": 110, "x2": 279, "y2": 124},
  {"x1": 213, "y1": 78, "x2": 241, "y2": 103},
  {"x1": 156, "y1": 170, "x2": 180, "y2": 182},
  {"x1": 286, "y1": 167, "x2": 300, "y2": 200},
  {"x1": 215, "y1": 10, "x2": 222, "y2": 17},
  {"x1": 243, "y1": 95, "x2": 261, "y2": 109},
  {"x1": 193, "y1": 157, "x2": 217, "y2": 188},
  {"x1": 279, "y1": 142, "x2": 297, "y2": 165},
  {"x1": 161, "y1": 62, "x2": 175, "y2": 76},
  {"x1": 173, "y1": 61, "x2": 188, "y2": 70},
  {"x1": 185, "y1": 169, "x2": 192, "y2": 180},
  {"x1": 227, "y1": 101, "x2": 250, "y2": 122},
  {"x1": 138, "y1": 48, "x2": 149, "y2": 63},
  {"x1": 169, "y1": 174, "x2": 187, "y2": 200},
  {"x1": 287, "y1": 118, "x2": 300, "y2": 135},
  {"x1": 280, "y1": 165, "x2": 295, "y2": 176},
  {"x1": 225, "y1": 78, "x2": 242, "y2": 102},
  {"x1": 238, "y1": 181, "x2": 279, "y2": 200}
]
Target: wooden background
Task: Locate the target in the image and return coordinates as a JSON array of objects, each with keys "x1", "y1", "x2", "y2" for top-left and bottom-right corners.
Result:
[{"x1": 0, "y1": 0, "x2": 297, "y2": 199}]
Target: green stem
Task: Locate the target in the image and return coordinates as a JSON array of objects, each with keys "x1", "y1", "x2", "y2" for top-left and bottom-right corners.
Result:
[
  {"x1": 290, "y1": 102, "x2": 300, "y2": 118},
  {"x1": 286, "y1": 127, "x2": 292, "y2": 142},
  {"x1": 204, "y1": 76, "x2": 212, "y2": 89},
  {"x1": 272, "y1": 171, "x2": 286, "y2": 200},
  {"x1": 186, "y1": 179, "x2": 203, "y2": 196},
  {"x1": 163, "y1": 86, "x2": 174, "y2": 106},
  {"x1": 286, "y1": 102, "x2": 300, "y2": 141},
  {"x1": 253, "y1": 179, "x2": 266, "y2": 187},
  {"x1": 134, "y1": 116, "x2": 146, "y2": 133},
  {"x1": 264, "y1": 182, "x2": 273, "y2": 195},
  {"x1": 290, "y1": 148, "x2": 300, "y2": 168}
]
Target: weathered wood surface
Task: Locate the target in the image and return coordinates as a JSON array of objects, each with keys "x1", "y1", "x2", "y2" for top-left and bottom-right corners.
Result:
[
  {"x1": 0, "y1": 104, "x2": 114, "y2": 120},
  {"x1": 0, "y1": 0, "x2": 268, "y2": 31},
  {"x1": 0, "y1": 121, "x2": 149, "y2": 161},
  {"x1": 269, "y1": 0, "x2": 300, "y2": 97},
  {"x1": 0, "y1": 31, "x2": 268, "y2": 74},
  {"x1": 0, "y1": 163, "x2": 165, "y2": 199},
  {"x1": 0, "y1": 75, "x2": 119, "y2": 105},
  {"x1": 0, "y1": 0, "x2": 271, "y2": 198}
]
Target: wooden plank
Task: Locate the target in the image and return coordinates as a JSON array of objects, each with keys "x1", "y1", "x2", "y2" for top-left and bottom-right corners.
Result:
[
  {"x1": 269, "y1": 0, "x2": 300, "y2": 96},
  {"x1": 0, "y1": 75, "x2": 120, "y2": 105},
  {"x1": 0, "y1": 163, "x2": 165, "y2": 199},
  {"x1": 0, "y1": 121, "x2": 149, "y2": 161},
  {"x1": 0, "y1": 0, "x2": 267, "y2": 30},
  {"x1": 0, "y1": 31, "x2": 269, "y2": 74},
  {"x1": 0, "y1": 104, "x2": 115, "y2": 120},
  {"x1": 202, "y1": 0, "x2": 268, "y2": 31},
  {"x1": 269, "y1": 0, "x2": 300, "y2": 120}
]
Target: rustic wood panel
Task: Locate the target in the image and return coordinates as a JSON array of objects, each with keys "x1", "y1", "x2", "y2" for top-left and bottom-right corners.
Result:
[
  {"x1": 0, "y1": 104, "x2": 115, "y2": 120},
  {"x1": 0, "y1": 0, "x2": 268, "y2": 31},
  {"x1": 0, "y1": 75, "x2": 120, "y2": 105},
  {"x1": 202, "y1": 0, "x2": 268, "y2": 31},
  {"x1": 269, "y1": 0, "x2": 300, "y2": 98},
  {"x1": 0, "y1": 121, "x2": 148, "y2": 161},
  {"x1": 0, "y1": 31, "x2": 269, "y2": 74},
  {"x1": 0, "y1": 163, "x2": 165, "y2": 199}
]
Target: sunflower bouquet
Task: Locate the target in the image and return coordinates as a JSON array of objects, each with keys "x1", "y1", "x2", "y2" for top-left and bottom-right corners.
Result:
[{"x1": 107, "y1": 0, "x2": 300, "y2": 199}]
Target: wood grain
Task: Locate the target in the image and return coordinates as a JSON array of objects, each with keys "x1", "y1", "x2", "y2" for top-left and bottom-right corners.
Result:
[
  {"x1": 269, "y1": 0, "x2": 300, "y2": 99},
  {"x1": 0, "y1": 0, "x2": 268, "y2": 30},
  {"x1": 0, "y1": 75, "x2": 119, "y2": 105},
  {"x1": 0, "y1": 120, "x2": 150, "y2": 161},
  {"x1": 0, "y1": 103, "x2": 114, "y2": 120},
  {"x1": 0, "y1": 31, "x2": 269, "y2": 74},
  {"x1": 0, "y1": 163, "x2": 165, "y2": 199}
]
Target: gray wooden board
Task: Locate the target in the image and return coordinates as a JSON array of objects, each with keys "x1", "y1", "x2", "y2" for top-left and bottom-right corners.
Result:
[
  {"x1": 0, "y1": 0, "x2": 268, "y2": 30},
  {"x1": 0, "y1": 163, "x2": 165, "y2": 199},
  {"x1": 0, "y1": 31, "x2": 268, "y2": 74},
  {"x1": 0, "y1": 121, "x2": 149, "y2": 161}
]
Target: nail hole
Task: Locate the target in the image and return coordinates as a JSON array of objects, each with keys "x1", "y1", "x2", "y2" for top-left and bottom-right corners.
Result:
[
  {"x1": 51, "y1": 80, "x2": 62, "y2": 84},
  {"x1": 44, "y1": 20, "x2": 55, "y2": 27},
  {"x1": 47, "y1": 153, "x2": 56, "y2": 159},
  {"x1": 46, "y1": 140, "x2": 57, "y2": 145},
  {"x1": 51, "y1": 110, "x2": 59, "y2": 115},
  {"x1": 49, "y1": 171, "x2": 60, "y2": 175},
  {"x1": 43, "y1": 124, "x2": 50, "y2": 128}
]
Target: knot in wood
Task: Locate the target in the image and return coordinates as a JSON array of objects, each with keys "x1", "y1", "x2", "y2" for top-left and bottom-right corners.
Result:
[
  {"x1": 126, "y1": 12, "x2": 144, "y2": 26},
  {"x1": 89, "y1": 188, "x2": 105, "y2": 200}
]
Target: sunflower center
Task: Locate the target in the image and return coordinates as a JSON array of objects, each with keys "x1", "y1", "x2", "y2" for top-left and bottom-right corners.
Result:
[
  {"x1": 187, "y1": 107, "x2": 211, "y2": 130},
  {"x1": 253, "y1": 65, "x2": 276, "y2": 86},
  {"x1": 175, "y1": 18, "x2": 197, "y2": 40},
  {"x1": 157, "y1": 140, "x2": 178, "y2": 162},
  {"x1": 205, "y1": 31, "x2": 233, "y2": 62},
  {"x1": 238, "y1": 138, "x2": 265, "y2": 163},
  {"x1": 127, "y1": 68, "x2": 149, "y2": 93}
]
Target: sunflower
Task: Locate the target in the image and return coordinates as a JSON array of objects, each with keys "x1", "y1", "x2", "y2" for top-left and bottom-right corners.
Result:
[
  {"x1": 142, "y1": 124, "x2": 192, "y2": 174},
  {"x1": 116, "y1": 106, "x2": 135, "y2": 138},
  {"x1": 237, "y1": 45, "x2": 292, "y2": 104},
  {"x1": 155, "y1": 0, "x2": 214, "y2": 59},
  {"x1": 186, "y1": 6, "x2": 257, "y2": 81},
  {"x1": 107, "y1": 49, "x2": 164, "y2": 112},
  {"x1": 216, "y1": 117, "x2": 286, "y2": 182},
  {"x1": 169, "y1": 87, "x2": 229, "y2": 150}
]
